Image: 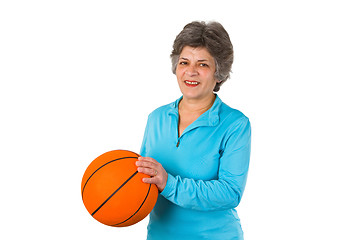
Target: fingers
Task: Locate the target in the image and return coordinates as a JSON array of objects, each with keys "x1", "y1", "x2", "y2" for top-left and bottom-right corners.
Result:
[
  {"x1": 135, "y1": 157, "x2": 168, "y2": 192},
  {"x1": 136, "y1": 157, "x2": 157, "y2": 171},
  {"x1": 136, "y1": 166, "x2": 158, "y2": 177}
]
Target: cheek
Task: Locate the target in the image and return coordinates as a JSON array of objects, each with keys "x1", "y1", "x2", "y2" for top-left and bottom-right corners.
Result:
[
  {"x1": 176, "y1": 67, "x2": 188, "y2": 83},
  {"x1": 201, "y1": 70, "x2": 216, "y2": 84},
  {"x1": 175, "y1": 66, "x2": 183, "y2": 78}
]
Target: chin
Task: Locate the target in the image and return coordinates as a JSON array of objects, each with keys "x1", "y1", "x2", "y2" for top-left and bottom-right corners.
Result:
[
  {"x1": 179, "y1": 85, "x2": 214, "y2": 101},
  {"x1": 180, "y1": 89, "x2": 199, "y2": 98},
  {"x1": 182, "y1": 92, "x2": 212, "y2": 101}
]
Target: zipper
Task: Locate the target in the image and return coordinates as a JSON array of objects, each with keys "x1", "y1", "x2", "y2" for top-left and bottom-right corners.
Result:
[{"x1": 176, "y1": 140, "x2": 180, "y2": 148}]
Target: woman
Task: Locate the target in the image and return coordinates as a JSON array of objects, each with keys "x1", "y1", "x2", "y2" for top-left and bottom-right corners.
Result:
[{"x1": 136, "y1": 21, "x2": 251, "y2": 240}]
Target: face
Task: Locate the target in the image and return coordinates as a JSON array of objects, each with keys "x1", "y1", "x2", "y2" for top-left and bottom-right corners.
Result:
[{"x1": 176, "y1": 46, "x2": 218, "y2": 102}]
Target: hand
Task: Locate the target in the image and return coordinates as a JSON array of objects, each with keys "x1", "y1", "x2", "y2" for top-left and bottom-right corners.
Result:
[{"x1": 136, "y1": 157, "x2": 168, "y2": 192}]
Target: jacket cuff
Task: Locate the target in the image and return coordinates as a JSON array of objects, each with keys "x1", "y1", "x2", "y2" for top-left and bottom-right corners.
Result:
[{"x1": 160, "y1": 173, "x2": 176, "y2": 198}]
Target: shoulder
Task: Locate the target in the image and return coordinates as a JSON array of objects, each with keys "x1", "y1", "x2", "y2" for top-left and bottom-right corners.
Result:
[
  {"x1": 147, "y1": 100, "x2": 176, "y2": 121},
  {"x1": 216, "y1": 99, "x2": 251, "y2": 142},
  {"x1": 219, "y1": 100, "x2": 249, "y2": 126},
  {"x1": 217, "y1": 101, "x2": 251, "y2": 148}
]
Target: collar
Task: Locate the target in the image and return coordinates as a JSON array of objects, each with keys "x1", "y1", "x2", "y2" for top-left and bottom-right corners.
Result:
[{"x1": 168, "y1": 94, "x2": 221, "y2": 127}]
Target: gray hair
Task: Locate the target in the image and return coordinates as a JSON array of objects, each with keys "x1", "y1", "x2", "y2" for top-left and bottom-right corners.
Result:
[{"x1": 170, "y1": 21, "x2": 234, "y2": 92}]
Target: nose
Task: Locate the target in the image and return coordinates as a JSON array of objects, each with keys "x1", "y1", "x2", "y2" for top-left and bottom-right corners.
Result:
[{"x1": 185, "y1": 65, "x2": 198, "y2": 77}]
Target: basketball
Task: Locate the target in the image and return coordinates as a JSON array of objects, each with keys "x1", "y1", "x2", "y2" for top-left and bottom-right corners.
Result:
[{"x1": 81, "y1": 150, "x2": 158, "y2": 227}]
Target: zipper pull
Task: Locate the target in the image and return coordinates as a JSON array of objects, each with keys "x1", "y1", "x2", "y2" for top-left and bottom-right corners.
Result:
[{"x1": 176, "y1": 140, "x2": 180, "y2": 147}]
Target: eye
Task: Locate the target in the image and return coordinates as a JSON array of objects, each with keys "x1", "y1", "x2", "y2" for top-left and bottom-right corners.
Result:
[
  {"x1": 199, "y1": 63, "x2": 209, "y2": 67},
  {"x1": 179, "y1": 61, "x2": 188, "y2": 65}
]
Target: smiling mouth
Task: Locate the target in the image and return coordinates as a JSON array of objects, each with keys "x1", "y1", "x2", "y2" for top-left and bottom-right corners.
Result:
[{"x1": 184, "y1": 80, "x2": 200, "y2": 86}]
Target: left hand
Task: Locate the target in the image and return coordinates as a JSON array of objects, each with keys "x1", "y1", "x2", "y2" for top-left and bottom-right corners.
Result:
[{"x1": 136, "y1": 157, "x2": 168, "y2": 192}]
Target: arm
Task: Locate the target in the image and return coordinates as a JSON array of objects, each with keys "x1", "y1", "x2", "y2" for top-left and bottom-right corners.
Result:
[
  {"x1": 138, "y1": 117, "x2": 251, "y2": 211},
  {"x1": 162, "y1": 118, "x2": 251, "y2": 211}
]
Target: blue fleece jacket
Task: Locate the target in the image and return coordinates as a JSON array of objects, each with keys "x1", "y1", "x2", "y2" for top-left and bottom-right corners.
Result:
[{"x1": 140, "y1": 95, "x2": 251, "y2": 240}]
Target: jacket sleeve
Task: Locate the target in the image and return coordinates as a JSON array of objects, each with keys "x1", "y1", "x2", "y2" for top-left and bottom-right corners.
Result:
[{"x1": 160, "y1": 117, "x2": 251, "y2": 211}]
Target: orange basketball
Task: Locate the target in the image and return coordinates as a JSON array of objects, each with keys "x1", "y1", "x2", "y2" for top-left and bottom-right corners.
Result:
[{"x1": 81, "y1": 150, "x2": 158, "y2": 227}]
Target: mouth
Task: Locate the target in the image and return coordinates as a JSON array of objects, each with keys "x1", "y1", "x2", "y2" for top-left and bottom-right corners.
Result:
[{"x1": 184, "y1": 80, "x2": 200, "y2": 87}]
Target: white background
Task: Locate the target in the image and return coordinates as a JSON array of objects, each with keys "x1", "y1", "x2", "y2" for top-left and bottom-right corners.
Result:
[{"x1": 1, "y1": 0, "x2": 359, "y2": 239}]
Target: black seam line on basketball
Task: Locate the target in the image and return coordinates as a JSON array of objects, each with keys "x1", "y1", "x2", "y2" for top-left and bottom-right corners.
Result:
[
  {"x1": 111, "y1": 184, "x2": 152, "y2": 226},
  {"x1": 91, "y1": 171, "x2": 139, "y2": 216},
  {"x1": 81, "y1": 156, "x2": 139, "y2": 199}
]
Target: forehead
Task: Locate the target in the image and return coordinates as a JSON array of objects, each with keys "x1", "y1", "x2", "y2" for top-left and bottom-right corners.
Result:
[{"x1": 179, "y1": 46, "x2": 214, "y2": 61}]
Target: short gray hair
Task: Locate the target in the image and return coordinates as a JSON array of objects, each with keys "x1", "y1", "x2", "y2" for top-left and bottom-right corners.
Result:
[{"x1": 170, "y1": 21, "x2": 234, "y2": 92}]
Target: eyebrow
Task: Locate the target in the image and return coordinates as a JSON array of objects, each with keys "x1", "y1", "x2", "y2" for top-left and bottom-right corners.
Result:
[{"x1": 179, "y1": 57, "x2": 209, "y2": 62}]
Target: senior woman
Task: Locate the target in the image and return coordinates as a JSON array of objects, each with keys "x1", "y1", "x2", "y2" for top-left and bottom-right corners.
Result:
[{"x1": 136, "y1": 21, "x2": 251, "y2": 240}]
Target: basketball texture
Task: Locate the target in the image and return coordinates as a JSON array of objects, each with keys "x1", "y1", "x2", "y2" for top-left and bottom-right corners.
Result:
[{"x1": 81, "y1": 150, "x2": 158, "y2": 227}]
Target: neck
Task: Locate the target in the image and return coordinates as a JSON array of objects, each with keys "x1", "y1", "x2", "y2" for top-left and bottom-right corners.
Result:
[{"x1": 179, "y1": 94, "x2": 216, "y2": 114}]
